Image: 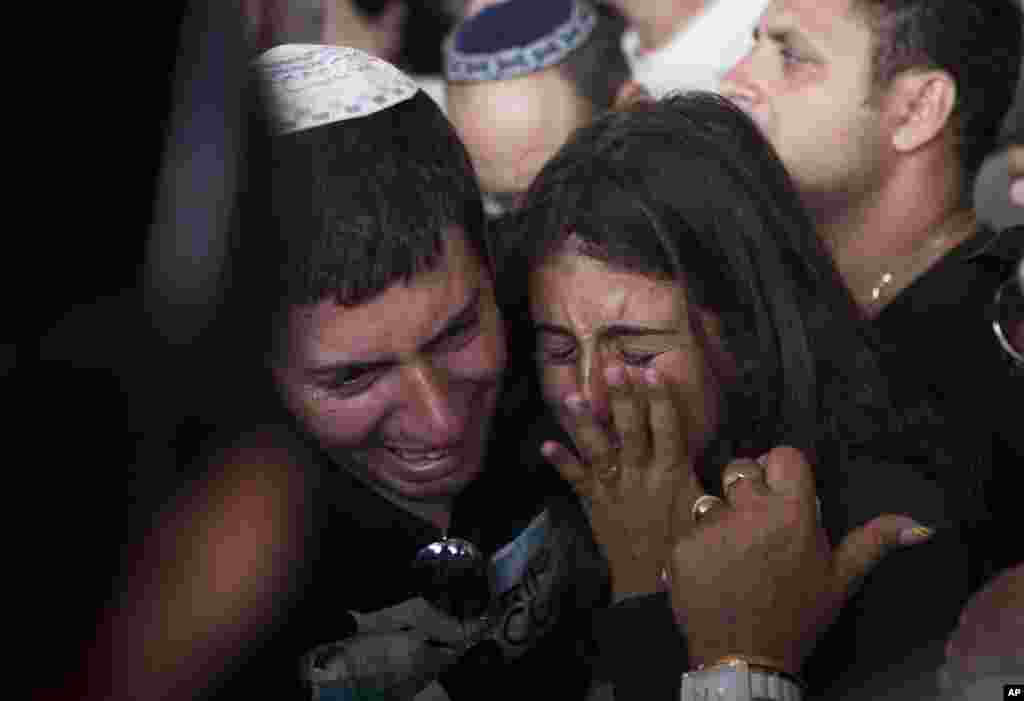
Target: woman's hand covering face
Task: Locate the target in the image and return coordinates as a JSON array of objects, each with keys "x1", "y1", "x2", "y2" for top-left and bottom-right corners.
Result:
[
  {"x1": 541, "y1": 364, "x2": 705, "y2": 602},
  {"x1": 543, "y1": 396, "x2": 938, "y2": 675}
]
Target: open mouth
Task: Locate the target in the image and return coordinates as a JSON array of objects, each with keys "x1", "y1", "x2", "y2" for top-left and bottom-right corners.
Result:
[{"x1": 385, "y1": 445, "x2": 459, "y2": 465}]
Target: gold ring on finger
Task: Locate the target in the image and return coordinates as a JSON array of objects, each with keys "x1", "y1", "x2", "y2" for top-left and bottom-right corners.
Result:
[
  {"x1": 722, "y1": 464, "x2": 766, "y2": 494},
  {"x1": 691, "y1": 494, "x2": 725, "y2": 523}
]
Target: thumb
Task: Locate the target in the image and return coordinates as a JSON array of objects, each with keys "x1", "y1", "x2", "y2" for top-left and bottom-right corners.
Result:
[{"x1": 832, "y1": 514, "x2": 934, "y2": 597}]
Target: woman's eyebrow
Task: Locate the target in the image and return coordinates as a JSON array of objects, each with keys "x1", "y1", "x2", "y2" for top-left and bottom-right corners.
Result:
[
  {"x1": 533, "y1": 322, "x2": 678, "y2": 337},
  {"x1": 601, "y1": 325, "x2": 679, "y2": 338}
]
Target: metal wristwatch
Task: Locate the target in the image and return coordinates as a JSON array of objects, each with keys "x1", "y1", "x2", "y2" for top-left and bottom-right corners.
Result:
[{"x1": 679, "y1": 658, "x2": 803, "y2": 701}]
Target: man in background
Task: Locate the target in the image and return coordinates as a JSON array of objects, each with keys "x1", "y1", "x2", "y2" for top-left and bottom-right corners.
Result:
[
  {"x1": 443, "y1": 0, "x2": 630, "y2": 217},
  {"x1": 722, "y1": 0, "x2": 1024, "y2": 602}
]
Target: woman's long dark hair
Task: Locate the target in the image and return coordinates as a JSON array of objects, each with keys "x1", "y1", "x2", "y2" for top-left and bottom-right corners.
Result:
[{"x1": 500, "y1": 92, "x2": 891, "y2": 491}]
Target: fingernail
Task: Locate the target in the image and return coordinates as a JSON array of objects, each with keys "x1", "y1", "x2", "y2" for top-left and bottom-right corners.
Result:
[
  {"x1": 644, "y1": 367, "x2": 659, "y2": 385},
  {"x1": 540, "y1": 442, "x2": 557, "y2": 458},
  {"x1": 1011, "y1": 178, "x2": 1024, "y2": 206},
  {"x1": 755, "y1": 453, "x2": 770, "y2": 466},
  {"x1": 605, "y1": 365, "x2": 626, "y2": 387},
  {"x1": 898, "y1": 525, "x2": 934, "y2": 546}
]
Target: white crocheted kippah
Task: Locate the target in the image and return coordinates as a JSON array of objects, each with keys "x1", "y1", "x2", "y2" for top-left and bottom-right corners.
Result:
[{"x1": 254, "y1": 44, "x2": 419, "y2": 134}]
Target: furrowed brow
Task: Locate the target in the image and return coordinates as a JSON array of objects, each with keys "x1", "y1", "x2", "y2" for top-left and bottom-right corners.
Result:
[{"x1": 421, "y1": 288, "x2": 482, "y2": 353}]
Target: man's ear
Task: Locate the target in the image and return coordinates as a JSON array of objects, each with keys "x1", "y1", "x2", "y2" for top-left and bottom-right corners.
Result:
[
  {"x1": 613, "y1": 80, "x2": 653, "y2": 111},
  {"x1": 889, "y1": 70, "x2": 957, "y2": 153}
]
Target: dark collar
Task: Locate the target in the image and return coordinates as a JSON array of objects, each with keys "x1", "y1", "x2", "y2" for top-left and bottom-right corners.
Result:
[{"x1": 956, "y1": 224, "x2": 1022, "y2": 266}]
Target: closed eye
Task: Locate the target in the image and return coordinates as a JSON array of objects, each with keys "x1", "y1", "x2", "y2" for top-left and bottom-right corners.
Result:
[
  {"x1": 620, "y1": 350, "x2": 660, "y2": 367},
  {"x1": 320, "y1": 367, "x2": 387, "y2": 397},
  {"x1": 539, "y1": 344, "x2": 577, "y2": 365},
  {"x1": 537, "y1": 331, "x2": 578, "y2": 365},
  {"x1": 425, "y1": 313, "x2": 482, "y2": 354}
]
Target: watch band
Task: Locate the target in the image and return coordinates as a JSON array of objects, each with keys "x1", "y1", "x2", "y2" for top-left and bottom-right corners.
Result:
[{"x1": 680, "y1": 658, "x2": 803, "y2": 701}]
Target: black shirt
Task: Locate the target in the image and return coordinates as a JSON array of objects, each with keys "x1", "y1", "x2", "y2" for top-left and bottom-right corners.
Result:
[{"x1": 873, "y1": 225, "x2": 1023, "y2": 574}]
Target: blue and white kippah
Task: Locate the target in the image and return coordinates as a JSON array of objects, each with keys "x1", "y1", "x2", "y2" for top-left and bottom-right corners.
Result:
[
  {"x1": 254, "y1": 44, "x2": 419, "y2": 134},
  {"x1": 445, "y1": 0, "x2": 597, "y2": 82}
]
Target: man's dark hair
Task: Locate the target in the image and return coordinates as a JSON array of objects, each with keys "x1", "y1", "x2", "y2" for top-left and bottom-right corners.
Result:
[
  {"x1": 559, "y1": 1, "x2": 630, "y2": 111},
  {"x1": 854, "y1": 0, "x2": 1023, "y2": 180},
  {"x1": 502, "y1": 92, "x2": 891, "y2": 488},
  {"x1": 258, "y1": 89, "x2": 487, "y2": 311},
  {"x1": 226, "y1": 87, "x2": 487, "y2": 369}
]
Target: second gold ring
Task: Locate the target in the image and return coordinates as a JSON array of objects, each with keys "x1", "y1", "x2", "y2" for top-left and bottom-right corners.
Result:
[{"x1": 692, "y1": 494, "x2": 725, "y2": 522}]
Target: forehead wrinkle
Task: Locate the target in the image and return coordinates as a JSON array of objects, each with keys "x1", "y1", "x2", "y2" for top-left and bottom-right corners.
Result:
[{"x1": 539, "y1": 254, "x2": 686, "y2": 342}]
